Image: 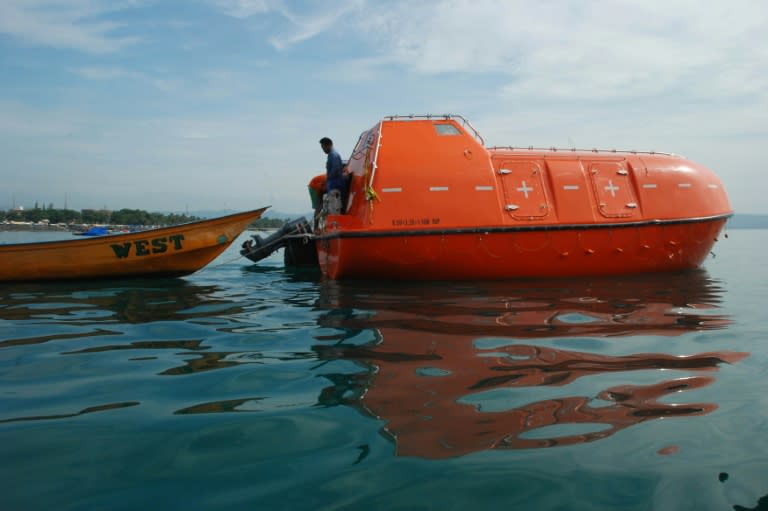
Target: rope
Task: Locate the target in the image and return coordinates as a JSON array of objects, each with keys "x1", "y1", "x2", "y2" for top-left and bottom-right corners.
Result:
[
  {"x1": 201, "y1": 251, "x2": 251, "y2": 270},
  {"x1": 364, "y1": 186, "x2": 379, "y2": 202}
]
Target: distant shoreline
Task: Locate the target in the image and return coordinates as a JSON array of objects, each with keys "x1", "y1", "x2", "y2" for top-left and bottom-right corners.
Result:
[
  {"x1": 0, "y1": 223, "x2": 272, "y2": 234},
  {"x1": 0, "y1": 223, "x2": 148, "y2": 233},
  {"x1": 0, "y1": 224, "x2": 71, "y2": 232}
]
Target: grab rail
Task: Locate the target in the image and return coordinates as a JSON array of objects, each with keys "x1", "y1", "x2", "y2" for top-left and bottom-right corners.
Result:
[
  {"x1": 367, "y1": 120, "x2": 384, "y2": 195},
  {"x1": 487, "y1": 146, "x2": 677, "y2": 157},
  {"x1": 382, "y1": 114, "x2": 485, "y2": 146}
]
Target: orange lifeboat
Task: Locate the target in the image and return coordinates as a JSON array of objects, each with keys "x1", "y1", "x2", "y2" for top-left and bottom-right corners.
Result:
[
  {"x1": 241, "y1": 115, "x2": 732, "y2": 279},
  {"x1": 309, "y1": 114, "x2": 732, "y2": 280}
]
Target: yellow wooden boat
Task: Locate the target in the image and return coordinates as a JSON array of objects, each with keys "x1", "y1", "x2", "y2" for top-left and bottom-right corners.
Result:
[{"x1": 0, "y1": 208, "x2": 267, "y2": 282}]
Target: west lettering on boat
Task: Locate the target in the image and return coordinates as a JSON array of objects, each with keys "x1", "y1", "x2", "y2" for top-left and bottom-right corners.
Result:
[{"x1": 111, "y1": 234, "x2": 185, "y2": 259}]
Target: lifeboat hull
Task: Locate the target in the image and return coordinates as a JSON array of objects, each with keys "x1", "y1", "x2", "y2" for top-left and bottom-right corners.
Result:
[{"x1": 318, "y1": 216, "x2": 727, "y2": 280}]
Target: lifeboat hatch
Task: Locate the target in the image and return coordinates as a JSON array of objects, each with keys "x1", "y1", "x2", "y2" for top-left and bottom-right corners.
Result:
[
  {"x1": 589, "y1": 162, "x2": 640, "y2": 218},
  {"x1": 497, "y1": 161, "x2": 549, "y2": 218}
]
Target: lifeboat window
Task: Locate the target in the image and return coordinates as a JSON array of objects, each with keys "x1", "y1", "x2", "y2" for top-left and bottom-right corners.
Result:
[
  {"x1": 352, "y1": 130, "x2": 375, "y2": 154},
  {"x1": 434, "y1": 123, "x2": 462, "y2": 136}
]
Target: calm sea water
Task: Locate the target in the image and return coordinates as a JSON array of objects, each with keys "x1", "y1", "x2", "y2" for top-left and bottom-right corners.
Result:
[{"x1": 1, "y1": 228, "x2": 766, "y2": 511}]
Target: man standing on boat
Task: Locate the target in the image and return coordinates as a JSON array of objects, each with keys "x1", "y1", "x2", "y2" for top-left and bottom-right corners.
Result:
[{"x1": 319, "y1": 137, "x2": 346, "y2": 214}]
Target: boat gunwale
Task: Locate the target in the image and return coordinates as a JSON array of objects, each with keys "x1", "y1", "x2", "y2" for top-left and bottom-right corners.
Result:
[{"x1": 315, "y1": 213, "x2": 733, "y2": 240}]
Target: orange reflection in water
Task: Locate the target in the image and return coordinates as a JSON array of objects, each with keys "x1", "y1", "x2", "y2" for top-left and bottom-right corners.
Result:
[{"x1": 315, "y1": 271, "x2": 745, "y2": 458}]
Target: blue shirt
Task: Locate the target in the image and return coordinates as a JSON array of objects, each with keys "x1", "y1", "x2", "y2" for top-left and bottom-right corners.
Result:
[{"x1": 326, "y1": 148, "x2": 345, "y2": 192}]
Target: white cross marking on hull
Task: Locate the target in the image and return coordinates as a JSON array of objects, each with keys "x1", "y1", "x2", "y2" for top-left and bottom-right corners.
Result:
[
  {"x1": 517, "y1": 181, "x2": 533, "y2": 198},
  {"x1": 605, "y1": 180, "x2": 619, "y2": 197}
]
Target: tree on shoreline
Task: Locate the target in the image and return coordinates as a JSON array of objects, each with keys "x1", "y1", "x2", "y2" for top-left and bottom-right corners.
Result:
[{"x1": 0, "y1": 206, "x2": 286, "y2": 228}]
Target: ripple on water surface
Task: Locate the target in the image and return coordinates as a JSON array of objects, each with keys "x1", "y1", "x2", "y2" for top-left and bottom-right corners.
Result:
[{"x1": 1, "y1": 232, "x2": 766, "y2": 510}]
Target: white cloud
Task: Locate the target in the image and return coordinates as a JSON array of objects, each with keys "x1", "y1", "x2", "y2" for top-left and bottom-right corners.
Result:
[
  {"x1": 209, "y1": 0, "x2": 272, "y2": 18},
  {"x1": 207, "y1": 0, "x2": 364, "y2": 49},
  {"x1": 71, "y1": 66, "x2": 179, "y2": 92},
  {"x1": 74, "y1": 66, "x2": 140, "y2": 80},
  {"x1": 267, "y1": 1, "x2": 362, "y2": 49},
  {"x1": 356, "y1": 1, "x2": 527, "y2": 74},
  {"x1": 0, "y1": 0, "x2": 141, "y2": 53},
  {"x1": 356, "y1": 0, "x2": 768, "y2": 103},
  {"x1": 0, "y1": 100, "x2": 83, "y2": 137}
]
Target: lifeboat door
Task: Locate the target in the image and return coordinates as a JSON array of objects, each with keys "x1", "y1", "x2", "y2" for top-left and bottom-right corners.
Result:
[
  {"x1": 497, "y1": 161, "x2": 549, "y2": 218},
  {"x1": 588, "y1": 161, "x2": 640, "y2": 218}
]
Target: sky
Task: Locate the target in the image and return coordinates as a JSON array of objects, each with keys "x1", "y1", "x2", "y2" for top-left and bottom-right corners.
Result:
[{"x1": 0, "y1": 0, "x2": 766, "y2": 215}]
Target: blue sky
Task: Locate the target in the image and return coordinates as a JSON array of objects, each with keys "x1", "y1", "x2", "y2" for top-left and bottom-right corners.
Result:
[{"x1": 1, "y1": 0, "x2": 766, "y2": 214}]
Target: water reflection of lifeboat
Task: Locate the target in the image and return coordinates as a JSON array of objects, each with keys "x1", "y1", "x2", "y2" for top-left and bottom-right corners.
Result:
[
  {"x1": 314, "y1": 271, "x2": 746, "y2": 458},
  {"x1": 318, "y1": 270, "x2": 730, "y2": 338},
  {"x1": 309, "y1": 115, "x2": 732, "y2": 280}
]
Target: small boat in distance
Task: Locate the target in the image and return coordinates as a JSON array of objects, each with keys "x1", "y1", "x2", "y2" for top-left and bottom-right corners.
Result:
[
  {"x1": 73, "y1": 226, "x2": 111, "y2": 236},
  {"x1": 0, "y1": 208, "x2": 267, "y2": 282},
  {"x1": 243, "y1": 114, "x2": 733, "y2": 280}
]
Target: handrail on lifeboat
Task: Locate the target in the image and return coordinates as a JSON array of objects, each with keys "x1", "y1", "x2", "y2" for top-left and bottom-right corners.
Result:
[
  {"x1": 487, "y1": 145, "x2": 677, "y2": 157},
  {"x1": 367, "y1": 119, "x2": 385, "y2": 197},
  {"x1": 382, "y1": 114, "x2": 485, "y2": 146}
]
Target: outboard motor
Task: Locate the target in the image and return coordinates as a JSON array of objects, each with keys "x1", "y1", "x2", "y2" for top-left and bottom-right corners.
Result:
[{"x1": 240, "y1": 217, "x2": 316, "y2": 265}]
